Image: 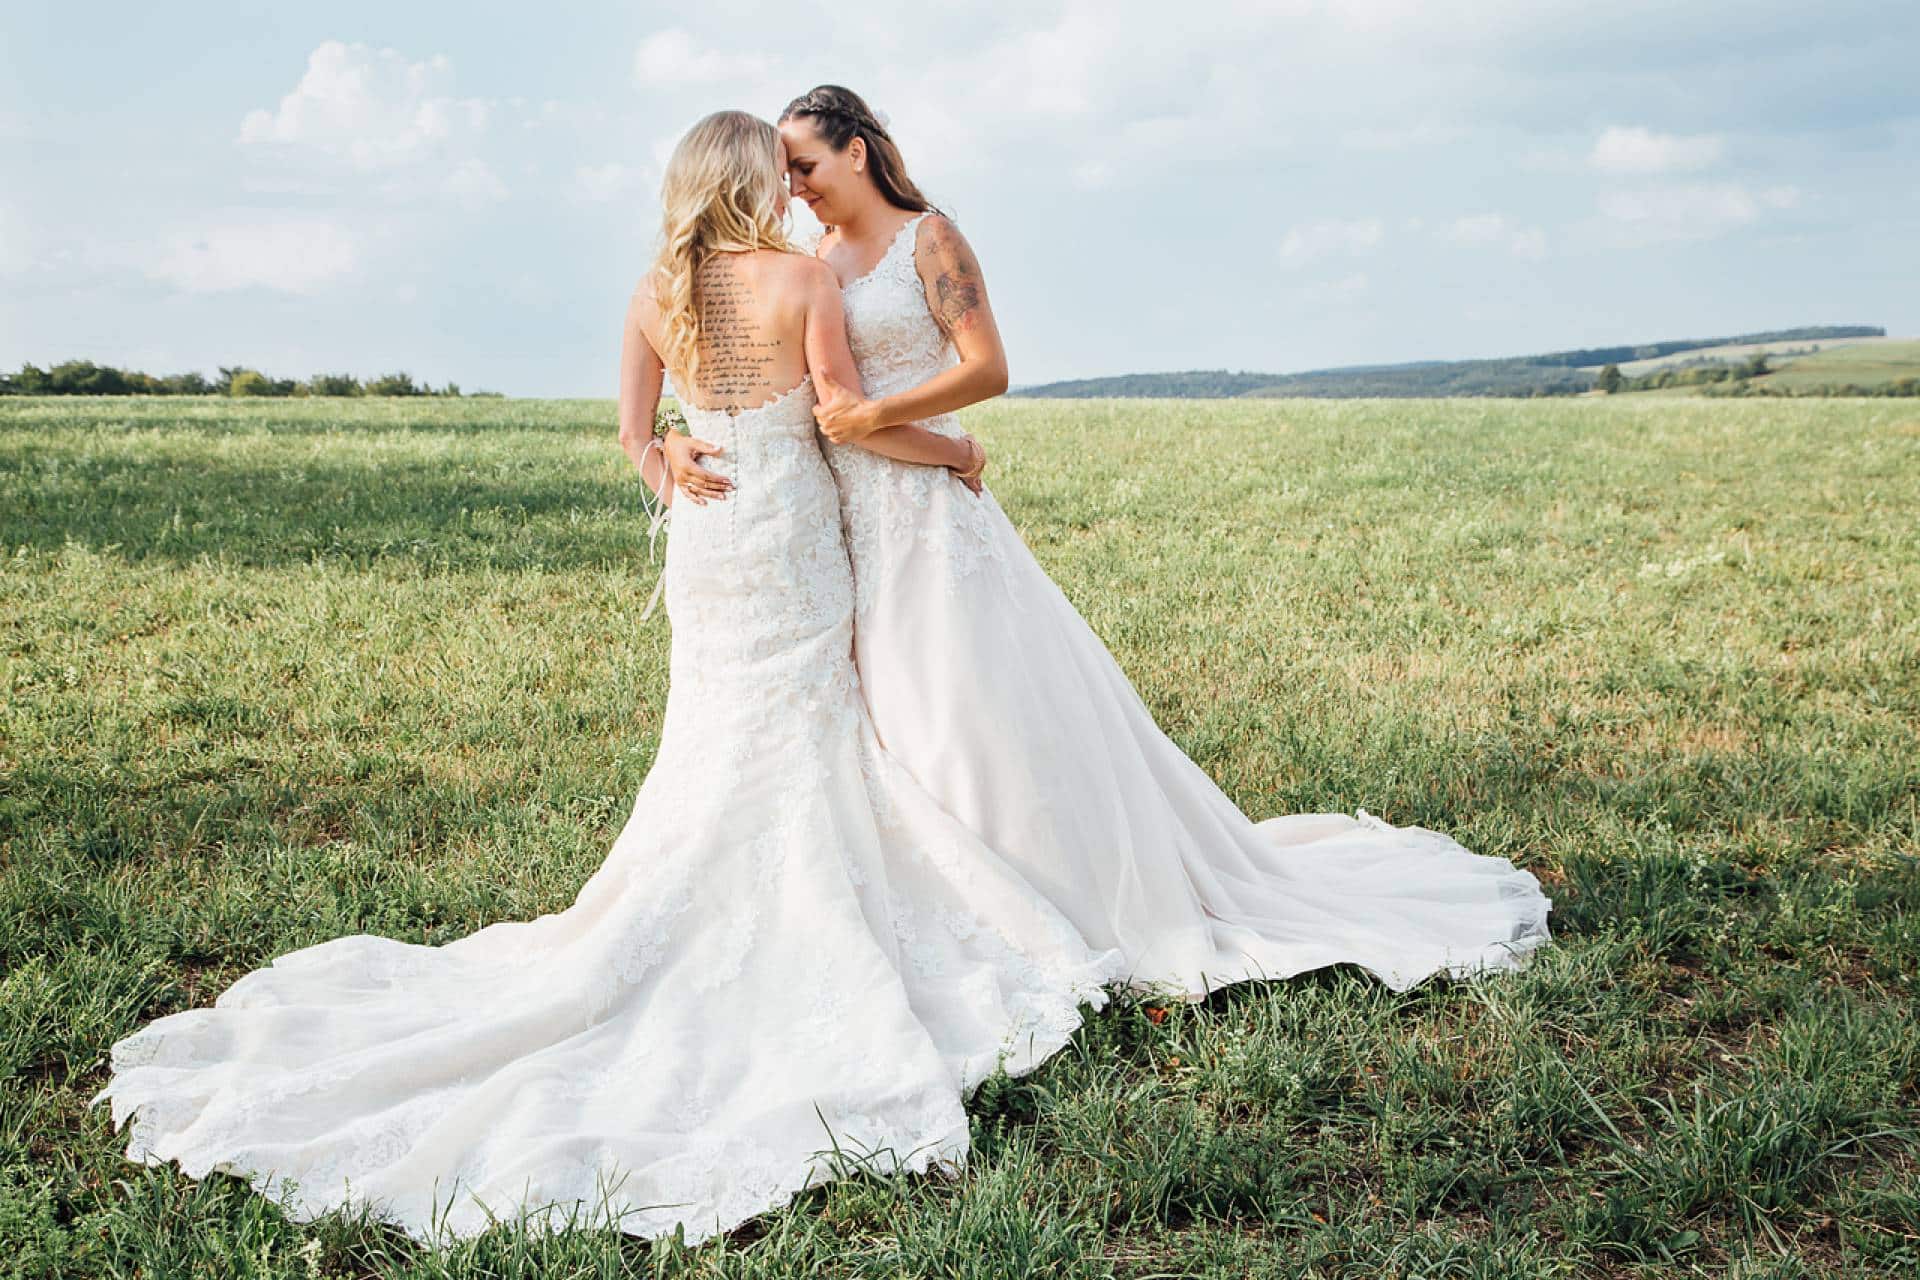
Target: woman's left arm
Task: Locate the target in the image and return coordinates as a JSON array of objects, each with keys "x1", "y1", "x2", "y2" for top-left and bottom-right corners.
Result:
[
  {"x1": 616, "y1": 281, "x2": 673, "y2": 504},
  {"x1": 813, "y1": 215, "x2": 1008, "y2": 438}
]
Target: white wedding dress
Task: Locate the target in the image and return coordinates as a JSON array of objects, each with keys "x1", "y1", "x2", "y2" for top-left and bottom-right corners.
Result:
[
  {"x1": 89, "y1": 378, "x2": 1131, "y2": 1244},
  {"x1": 823, "y1": 211, "x2": 1554, "y2": 998}
]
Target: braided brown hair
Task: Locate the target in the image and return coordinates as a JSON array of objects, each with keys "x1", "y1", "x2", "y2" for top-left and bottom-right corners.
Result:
[{"x1": 778, "y1": 85, "x2": 943, "y2": 217}]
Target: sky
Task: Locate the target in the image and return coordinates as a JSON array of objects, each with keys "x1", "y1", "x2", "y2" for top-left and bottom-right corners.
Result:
[{"x1": 2, "y1": 1, "x2": 1915, "y2": 396}]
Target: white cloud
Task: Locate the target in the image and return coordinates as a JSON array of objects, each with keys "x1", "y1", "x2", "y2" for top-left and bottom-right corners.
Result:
[
  {"x1": 1598, "y1": 182, "x2": 1800, "y2": 243},
  {"x1": 1293, "y1": 272, "x2": 1370, "y2": 305},
  {"x1": 1070, "y1": 160, "x2": 1113, "y2": 190},
  {"x1": 239, "y1": 41, "x2": 489, "y2": 170},
  {"x1": 1509, "y1": 226, "x2": 1549, "y2": 260},
  {"x1": 633, "y1": 29, "x2": 773, "y2": 86},
  {"x1": 444, "y1": 158, "x2": 509, "y2": 204},
  {"x1": 1589, "y1": 126, "x2": 1724, "y2": 175},
  {"x1": 1341, "y1": 121, "x2": 1468, "y2": 151},
  {"x1": 1120, "y1": 115, "x2": 1192, "y2": 150},
  {"x1": 148, "y1": 217, "x2": 358, "y2": 294},
  {"x1": 628, "y1": 30, "x2": 798, "y2": 188},
  {"x1": 841, "y1": 4, "x2": 1273, "y2": 182},
  {"x1": 1444, "y1": 212, "x2": 1549, "y2": 259},
  {"x1": 650, "y1": 134, "x2": 682, "y2": 175},
  {"x1": 574, "y1": 162, "x2": 655, "y2": 203},
  {"x1": 1278, "y1": 217, "x2": 1384, "y2": 268},
  {"x1": 511, "y1": 99, "x2": 614, "y2": 134},
  {"x1": 1447, "y1": 213, "x2": 1509, "y2": 244},
  {"x1": 0, "y1": 204, "x2": 34, "y2": 276}
]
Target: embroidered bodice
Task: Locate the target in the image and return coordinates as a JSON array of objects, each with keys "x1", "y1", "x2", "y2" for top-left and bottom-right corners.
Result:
[{"x1": 822, "y1": 213, "x2": 1011, "y2": 615}]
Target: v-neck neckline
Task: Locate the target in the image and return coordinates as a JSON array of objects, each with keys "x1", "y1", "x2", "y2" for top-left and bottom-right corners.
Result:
[{"x1": 832, "y1": 211, "x2": 929, "y2": 292}]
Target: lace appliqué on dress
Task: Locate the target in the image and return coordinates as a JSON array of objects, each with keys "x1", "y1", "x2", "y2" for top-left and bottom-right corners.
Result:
[{"x1": 826, "y1": 213, "x2": 1015, "y2": 619}]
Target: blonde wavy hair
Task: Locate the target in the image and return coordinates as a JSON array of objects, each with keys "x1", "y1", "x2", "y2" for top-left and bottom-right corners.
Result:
[{"x1": 651, "y1": 110, "x2": 794, "y2": 392}]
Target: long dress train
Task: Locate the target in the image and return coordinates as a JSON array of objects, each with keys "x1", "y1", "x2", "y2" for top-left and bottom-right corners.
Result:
[
  {"x1": 89, "y1": 380, "x2": 1127, "y2": 1244},
  {"x1": 823, "y1": 212, "x2": 1553, "y2": 998}
]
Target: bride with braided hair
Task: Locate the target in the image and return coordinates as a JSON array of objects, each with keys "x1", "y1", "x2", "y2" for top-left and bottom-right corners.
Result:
[{"x1": 665, "y1": 84, "x2": 1555, "y2": 1000}]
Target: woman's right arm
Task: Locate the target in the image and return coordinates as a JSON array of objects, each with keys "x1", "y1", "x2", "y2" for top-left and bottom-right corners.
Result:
[{"x1": 616, "y1": 281, "x2": 673, "y2": 504}]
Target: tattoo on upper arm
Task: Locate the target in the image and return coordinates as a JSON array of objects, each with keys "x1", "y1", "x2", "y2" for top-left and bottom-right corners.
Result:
[{"x1": 925, "y1": 221, "x2": 986, "y2": 336}]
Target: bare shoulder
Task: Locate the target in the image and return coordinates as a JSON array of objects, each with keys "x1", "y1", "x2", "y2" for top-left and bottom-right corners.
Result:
[
  {"x1": 790, "y1": 250, "x2": 839, "y2": 284},
  {"x1": 772, "y1": 251, "x2": 841, "y2": 303},
  {"x1": 728, "y1": 253, "x2": 828, "y2": 336},
  {"x1": 627, "y1": 271, "x2": 661, "y2": 326},
  {"x1": 914, "y1": 212, "x2": 976, "y2": 264}
]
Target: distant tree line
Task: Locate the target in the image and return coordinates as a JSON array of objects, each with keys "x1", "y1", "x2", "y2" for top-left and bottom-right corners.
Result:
[
  {"x1": 1023, "y1": 361, "x2": 1597, "y2": 399},
  {"x1": 1241, "y1": 360, "x2": 1594, "y2": 399},
  {"x1": 1516, "y1": 325, "x2": 1882, "y2": 371},
  {"x1": 1599, "y1": 353, "x2": 1775, "y2": 393},
  {"x1": 1016, "y1": 370, "x2": 1285, "y2": 398},
  {"x1": 1014, "y1": 325, "x2": 1888, "y2": 400},
  {"x1": 0, "y1": 360, "x2": 503, "y2": 398},
  {"x1": 1709, "y1": 377, "x2": 1920, "y2": 398},
  {"x1": 1594, "y1": 353, "x2": 1919, "y2": 397}
]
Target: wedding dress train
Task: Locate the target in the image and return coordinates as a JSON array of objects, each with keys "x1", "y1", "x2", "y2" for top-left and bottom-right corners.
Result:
[
  {"x1": 824, "y1": 212, "x2": 1554, "y2": 998},
  {"x1": 89, "y1": 379, "x2": 1128, "y2": 1244}
]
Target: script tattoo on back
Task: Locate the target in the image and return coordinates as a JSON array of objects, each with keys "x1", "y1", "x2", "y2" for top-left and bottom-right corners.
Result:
[
  {"x1": 695, "y1": 262, "x2": 781, "y2": 409},
  {"x1": 924, "y1": 219, "x2": 986, "y2": 336}
]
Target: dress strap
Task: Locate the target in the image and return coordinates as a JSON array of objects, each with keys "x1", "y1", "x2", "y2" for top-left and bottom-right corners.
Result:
[{"x1": 887, "y1": 211, "x2": 932, "y2": 263}]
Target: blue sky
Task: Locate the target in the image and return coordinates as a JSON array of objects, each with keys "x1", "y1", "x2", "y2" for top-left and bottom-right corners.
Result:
[{"x1": 3, "y1": 1, "x2": 1915, "y2": 396}]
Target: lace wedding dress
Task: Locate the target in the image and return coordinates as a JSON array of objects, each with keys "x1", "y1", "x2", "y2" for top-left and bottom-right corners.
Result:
[
  {"x1": 823, "y1": 212, "x2": 1553, "y2": 997},
  {"x1": 89, "y1": 379, "x2": 1130, "y2": 1244}
]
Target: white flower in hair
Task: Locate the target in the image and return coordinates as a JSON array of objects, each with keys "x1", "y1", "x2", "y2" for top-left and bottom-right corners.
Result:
[{"x1": 871, "y1": 106, "x2": 891, "y2": 131}]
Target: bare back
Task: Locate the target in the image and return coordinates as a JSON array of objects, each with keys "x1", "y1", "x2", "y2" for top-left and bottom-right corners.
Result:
[
  {"x1": 645, "y1": 251, "x2": 819, "y2": 414},
  {"x1": 619, "y1": 244, "x2": 884, "y2": 486}
]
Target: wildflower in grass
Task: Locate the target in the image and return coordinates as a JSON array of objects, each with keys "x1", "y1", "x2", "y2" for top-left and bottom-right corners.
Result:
[{"x1": 1638, "y1": 548, "x2": 1727, "y2": 579}]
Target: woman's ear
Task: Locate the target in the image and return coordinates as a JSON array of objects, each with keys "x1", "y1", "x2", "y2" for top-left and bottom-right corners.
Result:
[{"x1": 848, "y1": 134, "x2": 867, "y2": 175}]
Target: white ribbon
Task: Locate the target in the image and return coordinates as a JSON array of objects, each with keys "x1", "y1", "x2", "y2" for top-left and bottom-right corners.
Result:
[{"x1": 637, "y1": 435, "x2": 673, "y2": 621}]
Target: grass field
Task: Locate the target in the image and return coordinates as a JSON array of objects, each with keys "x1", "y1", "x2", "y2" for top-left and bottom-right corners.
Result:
[{"x1": 3, "y1": 394, "x2": 1918, "y2": 1278}]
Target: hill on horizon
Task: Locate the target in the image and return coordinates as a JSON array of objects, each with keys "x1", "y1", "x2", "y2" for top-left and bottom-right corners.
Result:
[{"x1": 1012, "y1": 325, "x2": 1890, "y2": 399}]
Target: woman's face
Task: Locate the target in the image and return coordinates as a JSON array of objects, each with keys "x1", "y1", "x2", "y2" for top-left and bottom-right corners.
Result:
[{"x1": 780, "y1": 116, "x2": 861, "y2": 226}]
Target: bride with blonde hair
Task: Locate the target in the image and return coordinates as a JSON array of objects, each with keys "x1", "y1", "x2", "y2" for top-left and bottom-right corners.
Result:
[{"x1": 89, "y1": 109, "x2": 1122, "y2": 1245}]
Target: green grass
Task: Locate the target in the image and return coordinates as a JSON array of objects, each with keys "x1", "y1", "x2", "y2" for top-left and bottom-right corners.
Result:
[
  {"x1": 1758, "y1": 340, "x2": 1920, "y2": 392},
  {"x1": 4, "y1": 393, "x2": 1918, "y2": 1278}
]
